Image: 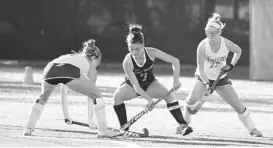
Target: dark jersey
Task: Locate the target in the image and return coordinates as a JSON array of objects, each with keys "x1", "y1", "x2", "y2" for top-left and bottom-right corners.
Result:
[{"x1": 126, "y1": 48, "x2": 155, "y2": 83}]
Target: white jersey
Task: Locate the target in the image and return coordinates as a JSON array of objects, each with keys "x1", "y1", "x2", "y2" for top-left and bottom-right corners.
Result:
[
  {"x1": 49, "y1": 54, "x2": 90, "y2": 76},
  {"x1": 196, "y1": 37, "x2": 229, "y2": 80}
]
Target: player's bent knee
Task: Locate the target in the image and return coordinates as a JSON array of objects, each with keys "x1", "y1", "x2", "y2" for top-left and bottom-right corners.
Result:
[
  {"x1": 113, "y1": 93, "x2": 127, "y2": 105},
  {"x1": 186, "y1": 96, "x2": 200, "y2": 105}
]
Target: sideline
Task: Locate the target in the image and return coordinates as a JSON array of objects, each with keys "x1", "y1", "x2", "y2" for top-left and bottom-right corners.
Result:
[{"x1": 0, "y1": 60, "x2": 250, "y2": 79}]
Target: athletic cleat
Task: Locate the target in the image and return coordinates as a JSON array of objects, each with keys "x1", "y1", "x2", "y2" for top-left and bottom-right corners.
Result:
[
  {"x1": 23, "y1": 128, "x2": 34, "y2": 136},
  {"x1": 88, "y1": 121, "x2": 97, "y2": 130},
  {"x1": 183, "y1": 126, "x2": 193, "y2": 136},
  {"x1": 97, "y1": 129, "x2": 122, "y2": 138},
  {"x1": 118, "y1": 128, "x2": 149, "y2": 138},
  {"x1": 176, "y1": 124, "x2": 193, "y2": 136},
  {"x1": 250, "y1": 129, "x2": 263, "y2": 137}
]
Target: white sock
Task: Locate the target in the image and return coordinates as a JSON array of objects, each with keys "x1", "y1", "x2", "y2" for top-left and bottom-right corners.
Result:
[
  {"x1": 238, "y1": 108, "x2": 256, "y2": 133},
  {"x1": 26, "y1": 103, "x2": 44, "y2": 129},
  {"x1": 183, "y1": 101, "x2": 200, "y2": 124},
  {"x1": 183, "y1": 105, "x2": 191, "y2": 124},
  {"x1": 94, "y1": 98, "x2": 107, "y2": 134},
  {"x1": 88, "y1": 98, "x2": 97, "y2": 128}
]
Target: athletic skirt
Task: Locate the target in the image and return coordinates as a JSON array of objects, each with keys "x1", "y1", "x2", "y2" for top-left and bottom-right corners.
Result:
[
  {"x1": 195, "y1": 75, "x2": 232, "y2": 86},
  {"x1": 43, "y1": 63, "x2": 81, "y2": 85},
  {"x1": 121, "y1": 79, "x2": 157, "y2": 92}
]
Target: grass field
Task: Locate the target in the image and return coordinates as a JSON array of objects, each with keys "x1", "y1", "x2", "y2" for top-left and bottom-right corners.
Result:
[{"x1": 0, "y1": 64, "x2": 273, "y2": 147}]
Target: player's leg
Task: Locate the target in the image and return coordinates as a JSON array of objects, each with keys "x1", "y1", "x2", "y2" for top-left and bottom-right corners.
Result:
[
  {"x1": 65, "y1": 75, "x2": 104, "y2": 133},
  {"x1": 24, "y1": 80, "x2": 56, "y2": 136},
  {"x1": 215, "y1": 84, "x2": 263, "y2": 137},
  {"x1": 146, "y1": 81, "x2": 193, "y2": 136},
  {"x1": 66, "y1": 75, "x2": 101, "y2": 99},
  {"x1": 183, "y1": 78, "x2": 207, "y2": 124},
  {"x1": 87, "y1": 96, "x2": 97, "y2": 129},
  {"x1": 66, "y1": 75, "x2": 120, "y2": 137},
  {"x1": 113, "y1": 82, "x2": 138, "y2": 131}
]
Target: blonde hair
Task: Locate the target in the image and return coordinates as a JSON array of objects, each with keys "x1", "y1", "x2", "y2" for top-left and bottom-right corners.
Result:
[
  {"x1": 205, "y1": 13, "x2": 226, "y2": 30},
  {"x1": 82, "y1": 39, "x2": 101, "y2": 61}
]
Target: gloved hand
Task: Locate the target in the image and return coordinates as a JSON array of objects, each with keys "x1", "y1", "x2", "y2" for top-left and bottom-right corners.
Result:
[
  {"x1": 204, "y1": 82, "x2": 213, "y2": 96},
  {"x1": 146, "y1": 99, "x2": 155, "y2": 111},
  {"x1": 220, "y1": 64, "x2": 234, "y2": 72}
]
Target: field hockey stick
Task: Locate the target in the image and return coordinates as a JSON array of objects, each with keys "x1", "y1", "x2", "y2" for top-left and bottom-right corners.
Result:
[
  {"x1": 187, "y1": 71, "x2": 226, "y2": 114},
  {"x1": 61, "y1": 85, "x2": 72, "y2": 121},
  {"x1": 65, "y1": 119, "x2": 89, "y2": 127},
  {"x1": 64, "y1": 119, "x2": 149, "y2": 138},
  {"x1": 120, "y1": 88, "x2": 176, "y2": 131}
]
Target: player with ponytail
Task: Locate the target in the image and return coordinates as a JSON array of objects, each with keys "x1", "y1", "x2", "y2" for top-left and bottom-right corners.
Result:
[
  {"x1": 181, "y1": 13, "x2": 263, "y2": 137},
  {"x1": 112, "y1": 24, "x2": 193, "y2": 136},
  {"x1": 24, "y1": 39, "x2": 119, "y2": 138}
]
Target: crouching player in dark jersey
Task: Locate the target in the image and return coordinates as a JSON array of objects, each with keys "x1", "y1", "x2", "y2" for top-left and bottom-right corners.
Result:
[
  {"x1": 112, "y1": 24, "x2": 193, "y2": 136},
  {"x1": 23, "y1": 39, "x2": 119, "y2": 138}
]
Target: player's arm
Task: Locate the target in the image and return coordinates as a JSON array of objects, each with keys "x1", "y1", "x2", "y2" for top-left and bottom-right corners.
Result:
[
  {"x1": 224, "y1": 38, "x2": 242, "y2": 66},
  {"x1": 87, "y1": 67, "x2": 98, "y2": 84},
  {"x1": 123, "y1": 56, "x2": 153, "y2": 102},
  {"x1": 148, "y1": 47, "x2": 180, "y2": 85},
  {"x1": 197, "y1": 40, "x2": 210, "y2": 84}
]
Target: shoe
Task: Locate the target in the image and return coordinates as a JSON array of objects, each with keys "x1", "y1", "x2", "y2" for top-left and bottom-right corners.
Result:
[
  {"x1": 23, "y1": 128, "x2": 34, "y2": 136},
  {"x1": 176, "y1": 124, "x2": 193, "y2": 136},
  {"x1": 250, "y1": 129, "x2": 263, "y2": 137},
  {"x1": 183, "y1": 126, "x2": 193, "y2": 136},
  {"x1": 97, "y1": 129, "x2": 122, "y2": 138},
  {"x1": 88, "y1": 121, "x2": 97, "y2": 130}
]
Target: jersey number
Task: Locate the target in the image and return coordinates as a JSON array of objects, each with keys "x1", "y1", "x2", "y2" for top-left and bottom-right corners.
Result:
[
  {"x1": 140, "y1": 73, "x2": 148, "y2": 81},
  {"x1": 210, "y1": 61, "x2": 220, "y2": 68}
]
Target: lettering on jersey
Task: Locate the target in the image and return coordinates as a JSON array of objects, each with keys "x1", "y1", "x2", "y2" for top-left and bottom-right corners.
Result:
[
  {"x1": 133, "y1": 65, "x2": 153, "y2": 74},
  {"x1": 205, "y1": 55, "x2": 227, "y2": 68}
]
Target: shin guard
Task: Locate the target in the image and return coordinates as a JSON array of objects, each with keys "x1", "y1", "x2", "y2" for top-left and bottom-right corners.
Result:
[
  {"x1": 167, "y1": 101, "x2": 186, "y2": 124},
  {"x1": 238, "y1": 108, "x2": 256, "y2": 133},
  {"x1": 26, "y1": 102, "x2": 44, "y2": 129},
  {"x1": 94, "y1": 98, "x2": 107, "y2": 134},
  {"x1": 88, "y1": 98, "x2": 97, "y2": 129},
  {"x1": 183, "y1": 101, "x2": 198, "y2": 124}
]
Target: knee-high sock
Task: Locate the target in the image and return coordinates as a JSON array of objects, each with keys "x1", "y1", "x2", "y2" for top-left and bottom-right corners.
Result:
[
  {"x1": 94, "y1": 98, "x2": 107, "y2": 134},
  {"x1": 167, "y1": 101, "x2": 187, "y2": 124},
  {"x1": 87, "y1": 98, "x2": 97, "y2": 128},
  {"x1": 26, "y1": 101, "x2": 44, "y2": 129},
  {"x1": 238, "y1": 108, "x2": 256, "y2": 133},
  {"x1": 183, "y1": 101, "x2": 198, "y2": 124},
  {"x1": 113, "y1": 103, "x2": 128, "y2": 130}
]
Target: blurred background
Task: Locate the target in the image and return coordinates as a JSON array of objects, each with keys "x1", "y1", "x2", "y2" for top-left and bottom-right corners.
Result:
[
  {"x1": 0, "y1": 0, "x2": 272, "y2": 80},
  {"x1": 0, "y1": 0, "x2": 249, "y2": 63}
]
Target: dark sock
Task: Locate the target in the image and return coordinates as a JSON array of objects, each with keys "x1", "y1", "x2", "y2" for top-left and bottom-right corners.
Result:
[
  {"x1": 167, "y1": 101, "x2": 187, "y2": 124},
  {"x1": 113, "y1": 103, "x2": 129, "y2": 131}
]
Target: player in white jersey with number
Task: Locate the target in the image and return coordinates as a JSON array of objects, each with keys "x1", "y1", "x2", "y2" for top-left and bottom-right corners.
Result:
[
  {"x1": 179, "y1": 13, "x2": 263, "y2": 137},
  {"x1": 23, "y1": 39, "x2": 119, "y2": 138}
]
